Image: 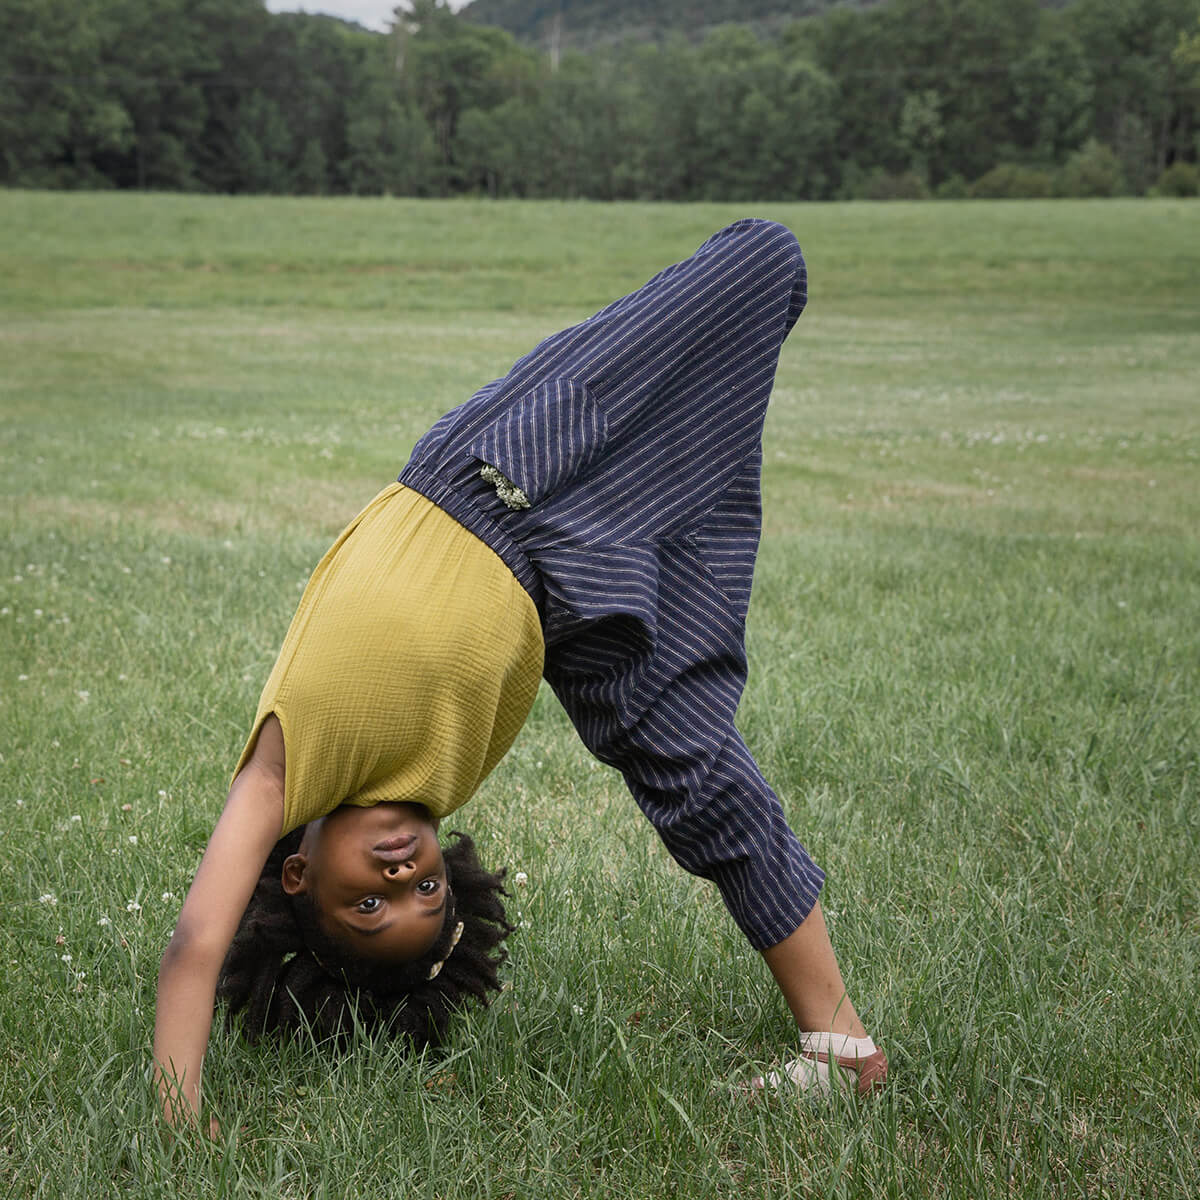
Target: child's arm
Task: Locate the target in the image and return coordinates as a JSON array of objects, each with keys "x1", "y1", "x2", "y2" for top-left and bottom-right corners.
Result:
[{"x1": 153, "y1": 738, "x2": 284, "y2": 1129}]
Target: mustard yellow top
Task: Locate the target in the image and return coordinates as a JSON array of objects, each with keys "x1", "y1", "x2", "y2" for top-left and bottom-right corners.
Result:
[{"x1": 235, "y1": 483, "x2": 544, "y2": 835}]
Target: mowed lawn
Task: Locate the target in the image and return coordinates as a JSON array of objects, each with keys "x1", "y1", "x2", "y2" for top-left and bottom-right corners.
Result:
[{"x1": 1, "y1": 192, "x2": 1198, "y2": 1199}]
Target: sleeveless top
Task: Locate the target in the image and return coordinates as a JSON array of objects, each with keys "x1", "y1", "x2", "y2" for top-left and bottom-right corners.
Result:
[{"x1": 235, "y1": 483, "x2": 544, "y2": 835}]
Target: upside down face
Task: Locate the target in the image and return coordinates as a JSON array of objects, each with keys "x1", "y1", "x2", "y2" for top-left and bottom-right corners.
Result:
[{"x1": 281, "y1": 801, "x2": 448, "y2": 963}]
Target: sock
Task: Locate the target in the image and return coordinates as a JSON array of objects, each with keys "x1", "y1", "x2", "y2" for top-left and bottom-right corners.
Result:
[
  {"x1": 799, "y1": 1031, "x2": 878, "y2": 1061},
  {"x1": 754, "y1": 1032, "x2": 881, "y2": 1094}
]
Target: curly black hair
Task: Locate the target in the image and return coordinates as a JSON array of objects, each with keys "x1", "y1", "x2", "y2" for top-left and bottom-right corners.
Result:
[{"x1": 217, "y1": 829, "x2": 513, "y2": 1049}]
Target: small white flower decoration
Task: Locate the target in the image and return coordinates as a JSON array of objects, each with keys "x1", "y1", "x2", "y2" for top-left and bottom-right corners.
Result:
[{"x1": 514, "y1": 871, "x2": 528, "y2": 888}]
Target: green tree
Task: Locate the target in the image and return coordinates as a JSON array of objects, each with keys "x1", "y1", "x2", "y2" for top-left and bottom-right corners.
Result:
[
  {"x1": 96, "y1": 0, "x2": 222, "y2": 189},
  {"x1": 231, "y1": 94, "x2": 293, "y2": 193},
  {"x1": 625, "y1": 37, "x2": 708, "y2": 200},
  {"x1": 1172, "y1": 17, "x2": 1200, "y2": 158},
  {"x1": 1070, "y1": 0, "x2": 1200, "y2": 185},
  {"x1": 294, "y1": 138, "x2": 329, "y2": 195},
  {"x1": 345, "y1": 52, "x2": 438, "y2": 197},
  {"x1": 809, "y1": 4, "x2": 907, "y2": 183},
  {"x1": 885, "y1": 0, "x2": 1042, "y2": 184},
  {"x1": 899, "y1": 89, "x2": 945, "y2": 184},
  {"x1": 0, "y1": 0, "x2": 135, "y2": 186},
  {"x1": 392, "y1": 0, "x2": 537, "y2": 189},
  {"x1": 1058, "y1": 135, "x2": 1126, "y2": 195},
  {"x1": 1009, "y1": 20, "x2": 1094, "y2": 166}
]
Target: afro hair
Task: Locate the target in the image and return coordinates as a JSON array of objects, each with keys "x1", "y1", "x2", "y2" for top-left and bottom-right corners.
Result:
[{"x1": 217, "y1": 828, "x2": 513, "y2": 1049}]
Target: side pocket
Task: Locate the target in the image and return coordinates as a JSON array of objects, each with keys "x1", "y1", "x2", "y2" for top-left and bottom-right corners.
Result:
[{"x1": 467, "y1": 378, "x2": 608, "y2": 509}]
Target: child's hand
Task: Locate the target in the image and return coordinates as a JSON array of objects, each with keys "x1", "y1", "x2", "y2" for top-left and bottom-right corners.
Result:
[{"x1": 151, "y1": 717, "x2": 285, "y2": 1151}]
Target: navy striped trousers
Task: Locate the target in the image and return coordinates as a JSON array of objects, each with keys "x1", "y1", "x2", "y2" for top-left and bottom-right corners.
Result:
[{"x1": 401, "y1": 218, "x2": 824, "y2": 949}]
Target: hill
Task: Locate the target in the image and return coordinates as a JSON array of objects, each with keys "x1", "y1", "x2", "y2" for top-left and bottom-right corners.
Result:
[{"x1": 458, "y1": 0, "x2": 885, "y2": 49}]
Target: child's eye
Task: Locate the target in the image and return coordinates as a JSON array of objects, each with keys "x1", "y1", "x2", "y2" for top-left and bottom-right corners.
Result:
[
  {"x1": 416, "y1": 879, "x2": 441, "y2": 896},
  {"x1": 356, "y1": 897, "x2": 383, "y2": 914}
]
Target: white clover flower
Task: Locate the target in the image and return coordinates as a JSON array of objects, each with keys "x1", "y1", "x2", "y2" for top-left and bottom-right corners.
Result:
[
  {"x1": 161, "y1": 891, "x2": 175, "y2": 902},
  {"x1": 98, "y1": 916, "x2": 111, "y2": 927},
  {"x1": 70, "y1": 815, "x2": 81, "y2": 824},
  {"x1": 128, "y1": 835, "x2": 138, "y2": 845},
  {"x1": 157, "y1": 790, "x2": 167, "y2": 798},
  {"x1": 61, "y1": 953, "x2": 72, "y2": 963},
  {"x1": 571, "y1": 1005, "x2": 583, "y2": 1016},
  {"x1": 76, "y1": 690, "x2": 90, "y2": 702},
  {"x1": 17, "y1": 675, "x2": 28, "y2": 682},
  {"x1": 160, "y1": 556, "x2": 172, "y2": 565},
  {"x1": 39, "y1": 893, "x2": 57, "y2": 906},
  {"x1": 514, "y1": 871, "x2": 528, "y2": 888},
  {"x1": 126, "y1": 900, "x2": 141, "y2": 914}
]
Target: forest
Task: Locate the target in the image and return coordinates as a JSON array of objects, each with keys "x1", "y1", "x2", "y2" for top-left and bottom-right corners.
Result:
[
  {"x1": 458, "y1": 0, "x2": 896, "y2": 47},
  {"x1": 2, "y1": 0, "x2": 1198, "y2": 199}
]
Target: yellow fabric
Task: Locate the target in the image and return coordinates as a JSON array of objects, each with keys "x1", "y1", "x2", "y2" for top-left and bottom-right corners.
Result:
[{"x1": 235, "y1": 483, "x2": 544, "y2": 835}]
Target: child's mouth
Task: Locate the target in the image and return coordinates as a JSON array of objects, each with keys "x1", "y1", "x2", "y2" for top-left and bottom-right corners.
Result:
[{"x1": 372, "y1": 833, "x2": 418, "y2": 862}]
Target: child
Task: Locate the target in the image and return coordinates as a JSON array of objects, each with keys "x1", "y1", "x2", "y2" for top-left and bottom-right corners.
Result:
[{"x1": 153, "y1": 218, "x2": 887, "y2": 1128}]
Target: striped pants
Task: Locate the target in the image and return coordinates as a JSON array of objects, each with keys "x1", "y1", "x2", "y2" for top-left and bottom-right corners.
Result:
[{"x1": 401, "y1": 218, "x2": 824, "y2": 949}]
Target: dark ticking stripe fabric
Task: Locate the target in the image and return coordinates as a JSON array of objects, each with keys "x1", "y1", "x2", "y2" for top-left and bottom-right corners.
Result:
[{"x1": 400, "y1": 218, "x2": 823, "y2": 949}]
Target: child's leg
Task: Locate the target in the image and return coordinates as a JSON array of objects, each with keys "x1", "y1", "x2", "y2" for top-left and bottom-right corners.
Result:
[
  {"x1": 761, "y1": 902, "x2": 865, "y2": 1036},
  {"x1": 755, "y1": 902, "x2": 887, "y2": 1095}
]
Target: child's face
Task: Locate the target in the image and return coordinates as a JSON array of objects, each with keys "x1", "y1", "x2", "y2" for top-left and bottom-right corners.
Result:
[{"x1": 281, "y1": 802, "x2": 448, "y2": 963}]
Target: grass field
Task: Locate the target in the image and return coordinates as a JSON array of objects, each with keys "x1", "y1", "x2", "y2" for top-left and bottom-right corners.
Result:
[{"x1": 1, "y1": 191, "x2": 1198, "y2": 1199}]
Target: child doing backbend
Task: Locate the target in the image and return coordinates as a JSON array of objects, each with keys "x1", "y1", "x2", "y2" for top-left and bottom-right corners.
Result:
[{"x1": 153, "y1": 219, "x2": 887, "y2": 1128}]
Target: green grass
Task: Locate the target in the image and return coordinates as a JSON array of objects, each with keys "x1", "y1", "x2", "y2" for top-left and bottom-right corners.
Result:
[{"x1": 1, "y1": 192, "x2": 1198, "y2": 1198}]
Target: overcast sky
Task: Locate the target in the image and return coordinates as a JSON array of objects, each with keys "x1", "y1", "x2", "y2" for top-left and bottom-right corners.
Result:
[{"x1": 264, "y1": 2, "x2": 470, "y2": 33}]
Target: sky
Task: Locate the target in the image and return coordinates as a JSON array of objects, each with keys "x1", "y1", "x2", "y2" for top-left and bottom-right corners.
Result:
[{"x1": 264, "y1": 1, "x2": 469, "y2": 33}]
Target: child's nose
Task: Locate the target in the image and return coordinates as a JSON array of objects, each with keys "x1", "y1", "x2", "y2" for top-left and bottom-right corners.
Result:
[{"x1": 383, "y1": 861, "x2": 413, "y2": 879}]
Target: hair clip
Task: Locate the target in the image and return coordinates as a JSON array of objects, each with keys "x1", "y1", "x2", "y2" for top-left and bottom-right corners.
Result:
[{"x1": 426, "y1": 920, "x2": 465, "y2": 980}]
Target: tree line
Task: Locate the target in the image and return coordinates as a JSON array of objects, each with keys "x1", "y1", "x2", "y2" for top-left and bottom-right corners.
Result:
[{"x1": 2, "y1": 0, "x2": 1198, "y2": 199}]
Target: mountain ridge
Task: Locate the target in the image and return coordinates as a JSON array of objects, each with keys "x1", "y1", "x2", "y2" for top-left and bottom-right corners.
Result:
[{"x1": 457, "y1": 0, "x2": 888, "y2": 49}]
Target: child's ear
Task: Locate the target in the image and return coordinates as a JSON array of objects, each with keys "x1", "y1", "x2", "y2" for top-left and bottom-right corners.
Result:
[{"x1": 281, "y1": 853, "x2": 310, "y2": 896}]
